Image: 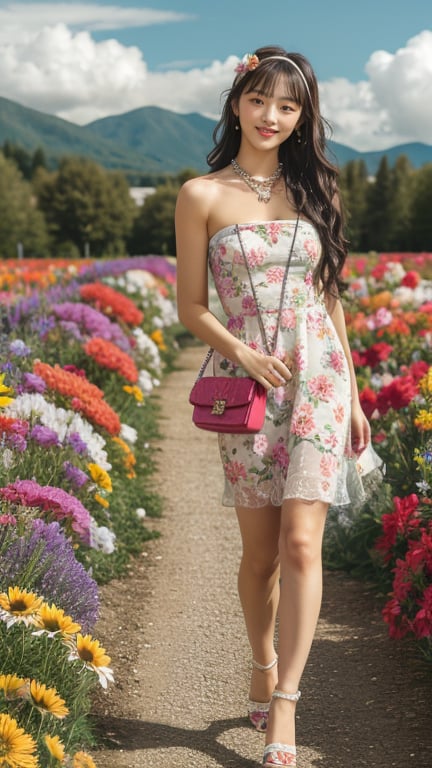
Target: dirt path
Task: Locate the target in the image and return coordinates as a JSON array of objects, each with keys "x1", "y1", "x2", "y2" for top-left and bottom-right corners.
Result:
[{"x1": 93, "y1": 346, "x2": 432, "y2": 768}]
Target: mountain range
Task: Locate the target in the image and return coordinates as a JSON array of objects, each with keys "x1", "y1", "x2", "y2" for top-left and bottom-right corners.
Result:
[{"x1": 1, "y1": 95, "x2": 432, "y2": 177}]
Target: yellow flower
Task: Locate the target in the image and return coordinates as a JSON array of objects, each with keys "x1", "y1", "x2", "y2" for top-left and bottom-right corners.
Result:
[
  {"x1": 0, "y1": 373, "x2": 14, "y2": 409},
  {"x1": 0, "y1": 712, "x2": 38, "y2": 768},
  {"x1": 72, "y1": 751, "x2": 97, "y2": 768},
  {"x1": 112, "y1": 437, "x2": 136, "y2": 478},
  {"x1": 29, "y1": 680, "x2": 69, "y2": 719},
  {"x1": 0, "y1": 673, "x2": 28, "y2": 700},
  {"x1": 87, "y1": 463, "x2": 112, "y2": 492},
  {"x1": 150, "y1": 329, "x2": 167, "y2": 351},
  {"x1": 32, "y1": 602, "x2": 81, "y2": 638},
  {"x1": 45, "y1": 733, "x2": 65, "y2": 761},
  {"x1": 67, "y1": 633, "x2": 114, "y2": 689},
  {"x1": 419, "y1": 368, "x2": 432, "y2": 396},
  {"x1": 0, "y1": 586, "x2": 43, "y2": 627},
  {"x1": 414, "y1": 410, "x2": 432, "y2": 431},
  {"x1": 123, "y1": 384, "x2": 144, "y2": 403},
  {"x1": 94, "y1": 493, "x2": 109, "y2": 508}
]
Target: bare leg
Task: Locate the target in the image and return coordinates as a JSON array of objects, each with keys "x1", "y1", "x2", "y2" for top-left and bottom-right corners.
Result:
[
  {"x1": 265, "y1": 498, "x2": 328, "y2": 748},
  {"x1": 236, "y1": 504, "x2": 281, "y2": 703}
]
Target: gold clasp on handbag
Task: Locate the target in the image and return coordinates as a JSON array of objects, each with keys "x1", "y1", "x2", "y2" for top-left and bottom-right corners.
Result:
[{"x1": 211, "y1": 399, "x2": 226, "y2": 415}]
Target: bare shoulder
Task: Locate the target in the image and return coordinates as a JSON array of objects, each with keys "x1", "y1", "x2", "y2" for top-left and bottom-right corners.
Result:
[{"x1": 177, "y1": 171, "x2": 226, "y2": 210}]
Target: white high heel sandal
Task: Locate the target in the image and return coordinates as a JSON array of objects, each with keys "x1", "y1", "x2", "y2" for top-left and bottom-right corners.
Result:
[
  {"x1": 262, "y1": 689, "x2": 301, "y2": 766},
  {"x1": 247, "y1": 657, "x2": 278, "y2": 732}
]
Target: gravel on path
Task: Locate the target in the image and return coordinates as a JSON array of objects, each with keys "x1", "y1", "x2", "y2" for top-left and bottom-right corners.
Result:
[{"x1": 93, "y1": 346, "x2": 432, "y2": 768}]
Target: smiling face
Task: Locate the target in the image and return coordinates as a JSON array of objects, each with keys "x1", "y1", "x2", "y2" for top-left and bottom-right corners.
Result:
[{"x1": 234, "y1": 74, "x2": 303, "y2": 152}]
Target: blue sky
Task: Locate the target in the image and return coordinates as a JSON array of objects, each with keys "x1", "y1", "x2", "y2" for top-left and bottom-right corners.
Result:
[
  {"x1": 90, "y1": 0, "x2": 432, "y2": 82},
  {"x1": 0, "y1": 1, "x2": 431, "y2": 150}
]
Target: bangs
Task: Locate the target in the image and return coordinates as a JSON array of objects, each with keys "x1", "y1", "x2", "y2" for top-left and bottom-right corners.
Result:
[{"x1": 243, "y1": 63, "x2": 306, "y2": 106}]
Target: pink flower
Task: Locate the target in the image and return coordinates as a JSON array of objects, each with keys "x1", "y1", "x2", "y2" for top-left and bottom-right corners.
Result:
[
  {"x1": 253, "y1": 434, "x2": 269, "y2": 456},
  {"x1": 333, "y1": 404, "x2": 345, "y2": 423},
  {"x1": 294, "y1": 343, "x2": 306, "y2": 371},
  {"x1": 266, "y1": 266, "x2": 285, "y2": 283},
  {"x1": 304, "y1": 271, "x2": 313, "y2": 287},
  {"x1": 320, "y1": 454, "x2": 337, "y2": 477},
  {"x1": 225, "y1": 461, "x2": 247, "y2": 484},
  {"x1": 291, "y1": 403, "x2": 315, "y2": 437},
  {"x1": 329, "y1": 350, "x2": 346, "y2": 375},
  {"x1": 218, "y1": 277, "x2": 236, "y2": 298},
  {"x1": 307, "y1": 375, "x2": 335, "y2": 402},
  {"x1": 272, "y1": 441, "x2": 289, "y2": 469},
  {"x1": 268, "y1": 223, "x2": 283, "y2": 242},
  {"x1": 280, "y1": 308, "x2": 296, "y2": 330},
  {"x1": 235, "y1": 53, "x2": 259, "y2": 74},
  {"x1": 227, "y1": 315, "x2": 244, "y2": 332},
  {"x1": 247, "y1": 247, "x2": 266, "y2": 268},
  {"x1": 304, "y1": 239, "x2": 319, "y2": 262},
  {"x1": 241, "y1": 295, "x2": 257, "y2": 316}
]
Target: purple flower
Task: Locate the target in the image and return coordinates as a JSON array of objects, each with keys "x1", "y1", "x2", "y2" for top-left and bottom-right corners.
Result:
[
  {"x1": 9, "y1": 339, "x2": 31, "y2": 357},
  {"x1": 30, "y1": 314, "x2": 56, "y2": 339},
  {"x1": 63, "y1": 461, "x2": 89, "y2": 489},
  {"x1": 0, "y1": 519, "x2": 99, "y2": 631},
  {"x1": 30, "y1": 425, "x2": 60, "y2": 447},
  {"x1": 21, "y1": 372, "x2": 47, "y2": 394},
  {"x1": 67, "y1": 432, "x2": 88, "y2": 455},
  {"x1": 59, "y1": 320, "x2": 83, "y2": 341},
  {"x1": 52, "y1": 302, "x2": 131, "y2": 351},
  {"x1": 8, "y1": 433, "x2": 27, "y2": 452}
]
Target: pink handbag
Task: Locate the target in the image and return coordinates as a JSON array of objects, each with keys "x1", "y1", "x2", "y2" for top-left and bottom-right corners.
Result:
[{"x1": 189, "y1": 357, "x2": 266, "y2": 433}]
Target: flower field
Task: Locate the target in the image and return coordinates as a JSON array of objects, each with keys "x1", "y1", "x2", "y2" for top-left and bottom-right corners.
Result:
[
  {"x1": 325, "y1": 250, "x2": 432, "y2": 665},
  {"x1": 0, "y1": 256, "x2": 179, "y2": 767},
  {"x1": 1, "y1": 248, "x2": 432, "y2": 765}
]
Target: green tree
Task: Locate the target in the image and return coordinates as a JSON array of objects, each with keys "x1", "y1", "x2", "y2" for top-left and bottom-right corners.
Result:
[
  {"x1": 35, "y1": 157, "x2": 137, "y2": 257},
  {"x1": 128, "y1": 169, "x2": 198, "y2": 256},
  {"x1": 339, "y1": 159, "x2": 369, "y2": 251},
  {"x1": 410, "y1": 164, "x2": 432, "y2": 250},
  {"x1": 388, "y1": 155, "x2": 414, "y2": 250},
  {"x1": 0, "y1": 153, "x2": 49, "y2": 258},
  {"x1": 363, "y1": 156, "x2": 393, "y2": 251}
]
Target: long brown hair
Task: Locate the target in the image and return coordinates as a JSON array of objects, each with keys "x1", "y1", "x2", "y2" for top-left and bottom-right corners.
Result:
[{"x1": 207, "y1": 45, "x2": 348, "y2": 294}]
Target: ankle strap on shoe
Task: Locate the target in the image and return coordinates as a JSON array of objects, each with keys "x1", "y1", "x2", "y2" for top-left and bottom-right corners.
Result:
[
  {"x1": 252, "y1": 657, "x2": 278, "y2": 672},
  {"x1": 272, "y1": 689, "x2": 301, "y2": 702}
]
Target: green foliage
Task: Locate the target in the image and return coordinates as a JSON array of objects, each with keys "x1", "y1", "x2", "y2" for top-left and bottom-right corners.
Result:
[
  {"x1": 35, "y1": 157, "x2": 138, "y2": 257},
  {"x1": 0, "y1": 154, "x2": 49, "y2": 258},
  {"x1": 410, "y1": 164, "x2": 432, "y2": 250}
]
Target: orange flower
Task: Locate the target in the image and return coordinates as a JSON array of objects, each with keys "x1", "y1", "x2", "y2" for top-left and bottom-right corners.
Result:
[
  {"x1": 83, "y1": 338, "x2": 138, "y2": 382},
  {"x1": 80, "y1": 282, "x2": 143, "y2": 326},
  {"x1": 71, "y1": 396, "x2": 121, "y2": 436},
  {"x1": 34, "y1": 362, "x2": 104, "y2": 401}
]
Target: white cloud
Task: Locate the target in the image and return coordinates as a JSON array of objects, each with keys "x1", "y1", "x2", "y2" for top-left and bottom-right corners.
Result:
[
  {"x1": 0, "y1": 3, "x2": 190, "y2": 40},
  {"x1": 0, "y1": 6, "x2": 430, "y2": 151},
  {"x1": 320, "y1": 30, "x2": 432, "y2": 150}
]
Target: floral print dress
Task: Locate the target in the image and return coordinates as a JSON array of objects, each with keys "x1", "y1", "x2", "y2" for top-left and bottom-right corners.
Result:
[{"x1": 208, "y1": 219, "x2": 379, "y2": 509}]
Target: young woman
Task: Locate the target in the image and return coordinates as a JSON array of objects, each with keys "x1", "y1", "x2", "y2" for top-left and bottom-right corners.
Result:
[{"x1": 175, "y1": 45, "x2": 380, "y2": 767}]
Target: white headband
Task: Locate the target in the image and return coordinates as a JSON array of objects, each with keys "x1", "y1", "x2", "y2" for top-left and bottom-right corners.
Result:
[{"x1": 235, "y1": 53, "x2": 311, "y2": 100}]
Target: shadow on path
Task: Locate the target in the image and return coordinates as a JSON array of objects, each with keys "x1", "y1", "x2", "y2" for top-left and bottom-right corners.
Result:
[{"x1": 95, "y1": 714, "x2": 260, "y2": 767}]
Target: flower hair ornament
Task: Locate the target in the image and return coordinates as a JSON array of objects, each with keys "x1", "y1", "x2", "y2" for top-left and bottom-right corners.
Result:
[{"x1": 234, "y1": 53, "x2": 311, "y2": 100}]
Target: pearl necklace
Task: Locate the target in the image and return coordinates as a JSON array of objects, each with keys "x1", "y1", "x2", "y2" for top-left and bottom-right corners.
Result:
[{"x1": 231, "y1": 158, "x2": 283, "y2": 203}]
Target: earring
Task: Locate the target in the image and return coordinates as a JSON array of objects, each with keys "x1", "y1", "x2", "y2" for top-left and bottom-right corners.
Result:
[
  {"x1": 296, "y1": 128, "x2": 302, "y2": 144},
  {"x1": 235, "y1": 120, "x2": 240, "y2": 131}
]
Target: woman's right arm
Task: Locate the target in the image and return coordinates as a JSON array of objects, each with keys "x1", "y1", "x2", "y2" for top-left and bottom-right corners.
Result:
[{"x1": 175, "y1": 179, "x2": 291, "y2": 389}]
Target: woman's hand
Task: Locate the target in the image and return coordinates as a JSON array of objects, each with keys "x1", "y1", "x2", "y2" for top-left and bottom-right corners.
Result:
[
  {"x1": 235, "y1": 345, "x2": 292, "y2": 391},
  {"x1": 350, "y1": 400, "x2": 371, "y2": 456}
]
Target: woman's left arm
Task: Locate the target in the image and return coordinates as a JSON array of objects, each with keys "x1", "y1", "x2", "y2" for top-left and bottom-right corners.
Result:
[{"x1": 326, "y1": 294, "x2": 371, "y2": 455}]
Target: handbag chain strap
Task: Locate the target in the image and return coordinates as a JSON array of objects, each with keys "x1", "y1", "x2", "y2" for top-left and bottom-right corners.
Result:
[
  {"x1": 195, "y1": 215, "x2": 300, "y2": 380},
  {"x1": 235, "y1": 216, "x2": 300, "y2": 355}
]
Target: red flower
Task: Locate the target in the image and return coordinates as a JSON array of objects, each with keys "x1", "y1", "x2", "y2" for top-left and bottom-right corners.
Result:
[
  {"x1": 408, "y1": 360, "x2": 429, "y2": 384},
  {"x1": 412, "y1": 584, "x2": 432, "y2": 638},
  {"x1": 382, "y1": 597, "x2": 410, "y2": 639},
  {"x1": 363, "y1": 342, "x2": 393, "y2": 368},
  {"x1": 359, "y1": 387, "x2": 378, "y2": 419},
  {"x1": 401, "y1": 270, "x2": 421, "y2": 288},
  {"x1": 351, "y1": 349, "x2": 366, "y2": 367},
  {"x1": 376, "y1": 375, "x2": 418, "y2": 415},
  {"x1": 375, "y1": 494, "x2": 421, "y2": 560}
]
